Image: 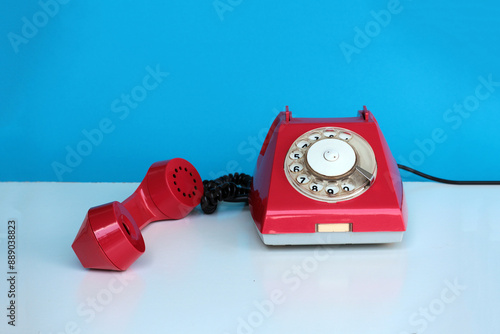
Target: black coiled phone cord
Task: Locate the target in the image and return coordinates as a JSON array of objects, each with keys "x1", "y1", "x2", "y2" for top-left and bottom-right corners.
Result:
[{"x1": 201, "y1": 173, "x2": 253, "y2": 214}]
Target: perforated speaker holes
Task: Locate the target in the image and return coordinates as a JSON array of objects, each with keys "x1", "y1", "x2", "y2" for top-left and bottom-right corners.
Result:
[{"x1": 170, "y1": 163, "x2": 200, "y2": 202}]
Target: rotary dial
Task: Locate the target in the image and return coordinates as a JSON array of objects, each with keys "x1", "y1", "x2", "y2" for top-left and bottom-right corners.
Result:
[{"x1": 284, "y1": 127, "x2": 377, "y2": 202}]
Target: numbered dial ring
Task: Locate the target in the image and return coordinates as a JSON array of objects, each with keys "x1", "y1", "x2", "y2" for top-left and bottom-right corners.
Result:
[{"x1": 284, "y1": 127, "x2": 377, "y2": 202}]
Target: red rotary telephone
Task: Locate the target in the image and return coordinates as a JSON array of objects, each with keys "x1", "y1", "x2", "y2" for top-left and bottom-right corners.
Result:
[{"x1": 72, "y1": 106, "x2": 407, "y2": 270}]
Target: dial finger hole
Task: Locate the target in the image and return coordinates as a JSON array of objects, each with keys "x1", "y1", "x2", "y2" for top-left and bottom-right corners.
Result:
[
  {"x1": 308, "y1": 133, "x2": 321, "y2": 141},
  {"x1": 325, "y1": 185, "x2": 339, "y2": 195},
  {"x1": 289, "y1": 163, "x2": 303, "y2": 173},
  {"x1": 339, "y1": 132, "x2": 352, "y2": 141},
  {"x1": 297, "y1": 174, "x2": 310, "y2": 184},
  {"x1": 342, "y1": 182, "x2": 355, "y2": 192},
  {"x1": 310, "y1": 182, "x2": 323, "y2": 192},
  {"x1": 290, "y1": 151, "x2": 303, "y2": 159},
  {"x1": 297, "y1": 140, "x2": 309, "y2": 149},
  {"x1": 323, "y1": 130, "x2": 336, "y2": 138}
]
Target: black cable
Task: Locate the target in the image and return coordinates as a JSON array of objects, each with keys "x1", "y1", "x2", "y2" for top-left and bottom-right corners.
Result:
[
  {"x1": 397, "y1": 164, "x2": 500, "y2": 185},
  {"x1": 201, "y1": 173, "x2": 253, "y2": 214}
]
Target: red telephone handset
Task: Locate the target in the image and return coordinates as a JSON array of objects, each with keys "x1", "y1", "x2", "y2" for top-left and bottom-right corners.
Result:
[
  {"x1": 248, "y1": 106, "x2": 407, "y2": 245},
  {"x1": 72, "y1": 158, "x2": 202, "y2": 270}
]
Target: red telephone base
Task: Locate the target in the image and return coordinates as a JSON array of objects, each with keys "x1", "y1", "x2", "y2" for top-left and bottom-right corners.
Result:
[{"x1": 249, "y1": 107, "x2": 407, "y2": 245}]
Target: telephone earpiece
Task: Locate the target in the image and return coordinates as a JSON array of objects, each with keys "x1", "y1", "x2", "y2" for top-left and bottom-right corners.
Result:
[{"x1": 71, "y1": 158, "x2": 203, "y2": 271}]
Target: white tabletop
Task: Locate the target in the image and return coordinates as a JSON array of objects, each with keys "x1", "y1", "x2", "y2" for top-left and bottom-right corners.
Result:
[{"x1": 0, "y1": 182, "x2": 499, "y2": 333}]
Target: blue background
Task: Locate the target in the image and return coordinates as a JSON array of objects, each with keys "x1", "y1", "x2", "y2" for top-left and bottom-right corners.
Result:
[{"x1": 1, "y1": 0, "x2": 499, "y2": 182}]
